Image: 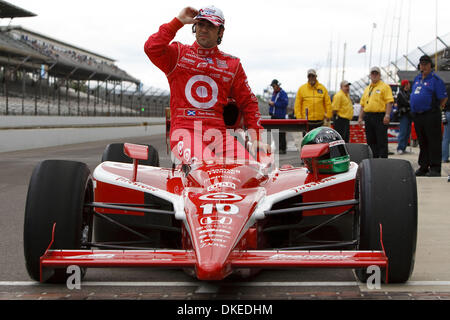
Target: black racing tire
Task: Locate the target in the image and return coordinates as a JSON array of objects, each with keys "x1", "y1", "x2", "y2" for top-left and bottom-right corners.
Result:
[
  {"x1": 345, "y1": 143, "x2": 373, "y2": 165},
  {"x1": 23, "y1": 160, "x2": 94, "y2": 283},
  {"x1": 95, "y1": 143, "x2": 165, "y2": 246},
  {"x1": 355, "y1": 159, "x2": 417, "y2": 283},
  {"x1": 101, "y1": 143, "x2": 159, "y2": 167}
]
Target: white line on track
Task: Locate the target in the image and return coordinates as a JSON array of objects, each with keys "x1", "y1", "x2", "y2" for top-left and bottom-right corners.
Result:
[{"x1": 1, "y1": 281, "x2": 450, "y2": 287}]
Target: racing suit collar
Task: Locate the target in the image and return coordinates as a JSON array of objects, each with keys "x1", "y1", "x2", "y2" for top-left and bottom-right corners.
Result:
[{"x1": 193, "y1": 41, "x2": 219, "y2": 57}]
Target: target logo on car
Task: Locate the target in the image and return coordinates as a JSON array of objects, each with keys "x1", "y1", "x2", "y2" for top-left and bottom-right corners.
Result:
[
  {"x1": 198, "y1": 192, "x2": 243, "y2": 201},
  {"x1": 185, "y1": 75, "x2": 218, "y2": 109}
]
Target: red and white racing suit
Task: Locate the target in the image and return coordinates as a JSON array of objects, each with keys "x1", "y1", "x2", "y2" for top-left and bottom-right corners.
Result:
[{"x1": 144, "y1": 18, "x2": 263, "y2": 163}]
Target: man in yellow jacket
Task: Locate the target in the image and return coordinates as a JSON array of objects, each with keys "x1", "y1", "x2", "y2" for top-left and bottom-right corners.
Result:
[
  {"x1": 294, "y1": 69, "x2": 332, "y2": 131},
  {"x1": 332, "y1": 80, "x2": 354, "y2": 142},
  {"x1": 358, "y1": 67, "x2": 394, "y2": 158}
]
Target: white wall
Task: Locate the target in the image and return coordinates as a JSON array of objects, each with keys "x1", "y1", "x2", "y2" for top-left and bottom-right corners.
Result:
[{"x1": 0, "y1": 116, "x2": 165, "y2": 153}]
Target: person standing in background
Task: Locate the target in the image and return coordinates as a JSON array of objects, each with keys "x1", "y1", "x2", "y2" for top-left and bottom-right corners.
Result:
[
  {"x1": 294, "y1": 69, "x2": 332, "y2": 149},
  {"x1": 332, "y1": 80, "x2": 354, "y2": 142},
  {"x1": 294, "y1": 69, "x2": 332, "y2": 128},
  {"x1": 396, "y1": 80, "x2": 412, "y2": 155},
  {"x1": 410, "y1": 55, "x2": 448, "y2": 177},
  {"x1": 358, "y1": 67, "x2": 394, "y2": 158},
  {"x1": 268, "y1": 79, "x2": 288, "y2": 154},
  {"x1": 441, "y1": 99, "x2": 449, "y2": 163}
]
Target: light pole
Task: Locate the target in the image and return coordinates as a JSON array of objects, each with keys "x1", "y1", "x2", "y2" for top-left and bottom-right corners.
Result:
[{"x1": 369, "y1": 23, "x2": 377, "y2": 70}]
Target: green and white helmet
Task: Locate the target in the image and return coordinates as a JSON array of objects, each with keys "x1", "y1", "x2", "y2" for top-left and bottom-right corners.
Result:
[{"x1": 301, "y1": 127, "x2": 350, "y2": 174}]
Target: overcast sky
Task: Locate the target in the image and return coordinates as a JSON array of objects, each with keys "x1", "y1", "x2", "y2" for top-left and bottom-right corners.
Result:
[{"x1": 7, "y1": 0, "x2": 450, "y2": 95}]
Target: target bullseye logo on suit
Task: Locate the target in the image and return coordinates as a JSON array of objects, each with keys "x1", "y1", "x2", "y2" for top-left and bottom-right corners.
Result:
[{"x1": 185, "y1": 75, "x2": 218, "y2": 109}]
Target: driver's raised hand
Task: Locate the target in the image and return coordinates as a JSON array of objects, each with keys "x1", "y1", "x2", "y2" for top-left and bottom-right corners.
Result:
[{"x1": 177, "y1": 7, "x2": 198, "y2": 25}]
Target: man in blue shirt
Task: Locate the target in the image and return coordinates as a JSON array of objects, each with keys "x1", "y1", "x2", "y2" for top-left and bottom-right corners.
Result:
[
  {"x1": 410, "y1": 55, "x2": 448, "y2": 176},
  {"x1": 269, "y1": 79, "x2": 289, "y2": 154}
]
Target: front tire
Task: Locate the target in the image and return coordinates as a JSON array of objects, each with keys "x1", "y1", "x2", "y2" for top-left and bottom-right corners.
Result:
[
  {"x1": 23, "y1": 160, "x2": 94, "y2": 282},
  {"x1": 355, "y1": 159, "x2": 417, "y2": 283}
]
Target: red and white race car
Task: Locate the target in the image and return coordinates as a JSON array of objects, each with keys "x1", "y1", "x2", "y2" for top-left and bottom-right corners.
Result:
[{"x1": 23, "y1": 119, "x2": 417, "y2": 284}]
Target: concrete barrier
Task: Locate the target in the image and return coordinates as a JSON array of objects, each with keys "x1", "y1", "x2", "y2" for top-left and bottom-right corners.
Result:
[{"x1": 0, "y1": 116, "x2": 165, "y2": 153}]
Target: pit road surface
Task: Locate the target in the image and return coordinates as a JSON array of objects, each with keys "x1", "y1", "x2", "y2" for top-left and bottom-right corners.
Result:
[{"x1": 1, "y1": 134, "x2": 449, "y2": 300}]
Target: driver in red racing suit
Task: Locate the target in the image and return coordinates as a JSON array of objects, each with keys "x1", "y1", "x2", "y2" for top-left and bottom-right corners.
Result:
[{"x1": 144, "y1": 6, "x2": 270, "y2": 163}]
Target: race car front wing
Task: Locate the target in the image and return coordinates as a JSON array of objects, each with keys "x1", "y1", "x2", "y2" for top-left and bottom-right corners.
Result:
[{"x1": 40, "y1": 224, "x2": 388, "y2": 282}]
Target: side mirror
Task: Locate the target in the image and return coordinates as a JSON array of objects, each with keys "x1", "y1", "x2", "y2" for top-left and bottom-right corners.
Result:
[
  {"x1": 124, "y1": 143, "x2": 149, "y2": 161},
  {"x1": 300, "y1": 143, "x2": 329, "y2": 179},
  {"x1": 123, "y1": 143, "x2": 149, "y2": 182},
  {"x1": 300, "y1": 143, "x2": 329, "y2": 160}
]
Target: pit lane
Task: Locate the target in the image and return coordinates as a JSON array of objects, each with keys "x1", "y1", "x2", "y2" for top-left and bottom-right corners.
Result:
[{"x1": 1, "y1": 134, "x2": 449, "y2": 300}]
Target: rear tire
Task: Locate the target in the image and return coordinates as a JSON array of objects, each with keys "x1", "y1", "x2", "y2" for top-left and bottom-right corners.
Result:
[
  {"x1": 95, "y1": 143, "x2": 165, "y2": 246},
  {"x1": 355, "y1": 159, "x2": 417, "y2": 283},
  {"x1": 101, "y1": 143, "x2": 159, "y2": 167},
  {"x1": 23, "y1": 160, "x2": 94, "y2": 283},
  {"x1": 345, "y1": 143, "x2": 373, "y2": 164}
]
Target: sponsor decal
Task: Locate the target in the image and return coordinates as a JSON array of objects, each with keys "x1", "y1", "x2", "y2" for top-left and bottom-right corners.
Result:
[
  {"x1": 207, "y1": 181, "x2": 236, "y2": 191},
  {"x1": 200, "y1": 216, "x2": 233, "y2": 225},
  {"x1": 216, "y1": 59, "x2": 228, "y2": 68},
  {"x1": 183, "y1": 148, "x2": 191, "y2": 162},
  {"x1": 329, "y1": 140, "x2": 345, "y2": 147},
  {"x1": 115, "y1": 177, "x2": 158, "y2": 193},
  {"x1": 197, "y1": 62, "x2": 208, "y2": 69},
  {"x1": 269, "y1": 254, "x2": 352, "y2": 261},
  {"x1": 332, "y1": 158, "x2": 349, "y2": 164},
  {"x1": 184, "y1": 109, "x2": 218, "y2": 118},
  {"x1": 203, "y1": 175, "x2": 241, "y2": 185},
  {"x1": 207, "y1": 168, "x2": 241, "y2": 175},
  {"x1": 185, "y1": 53, "x2": 199, "y2": 59},
  {"x1": 198, "y1": 228, "x2": 231, "y2": 234},
  {"x1": 198, "y1": 192, "x2": 243, "y2": 201},
  {"x1": 292, "y1": 176, "x2": 337, "y2": 193},
  {"x1": 181, "y1": 56, "x2": 196, "y2": 65},
  {"x1": 64, "y1": 253, "x2": 116, "y2": 260},
  {"x1": 209, "y1": 65, "x2": 235, "y2": 76},
  {"x1": 200, "y1": 242, "x2": 226, "y2": 248},
  {"x1": 185, "y1": 75, "x2": 218, "y2": 109},
  {"x1": 317, "y1": 89, "x2": 323, "y2": 94},
  {"x1": 177, "y1": 141, "x2": 184, "y2": 156}
]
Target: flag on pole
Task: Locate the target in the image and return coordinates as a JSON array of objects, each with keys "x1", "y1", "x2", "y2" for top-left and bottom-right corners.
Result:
[{"x1": 358, "y1": 45, "x2": 367, "y2": 54}]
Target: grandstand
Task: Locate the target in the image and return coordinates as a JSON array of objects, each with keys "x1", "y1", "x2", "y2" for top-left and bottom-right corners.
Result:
[
  {"x1": 0, "y1": 0, "x2": 36, "y2": 18},
  {"x1": 0, "y1": 0, "x2": 169, "y2": 116}
]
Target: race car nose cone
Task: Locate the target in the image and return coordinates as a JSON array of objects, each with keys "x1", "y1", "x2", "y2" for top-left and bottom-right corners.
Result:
[{"x1": 196, "y1": 261, "x2": 232, "y2": 280}]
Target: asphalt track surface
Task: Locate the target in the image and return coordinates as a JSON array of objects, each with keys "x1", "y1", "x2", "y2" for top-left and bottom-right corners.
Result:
[{"x1": 1, "y1": 133, "x2": 450, "y2": 303}]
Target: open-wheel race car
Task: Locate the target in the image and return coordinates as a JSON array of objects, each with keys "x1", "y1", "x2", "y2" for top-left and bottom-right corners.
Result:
[{"x1": 23, "y1": 120, "x2": 417, "y2": 284}]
